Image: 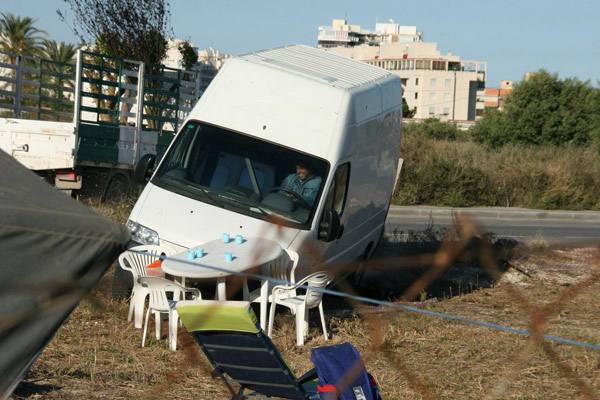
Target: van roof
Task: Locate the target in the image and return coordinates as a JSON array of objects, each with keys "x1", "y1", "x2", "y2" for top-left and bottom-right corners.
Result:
[{"x1": 238, "y1": 45, "x2": 393, "y2": 90}]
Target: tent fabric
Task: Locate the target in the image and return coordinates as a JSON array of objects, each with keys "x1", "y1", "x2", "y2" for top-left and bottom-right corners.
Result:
[{"x1": 0, "y1": 150, "x2": 130, "y2": 398}]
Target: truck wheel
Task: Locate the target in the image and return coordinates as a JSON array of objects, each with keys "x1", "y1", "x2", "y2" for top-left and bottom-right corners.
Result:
[
  {"x1": 111, "y1": 264, "x2": 133, "y2": 299},
  {"x1": 102, "y1": 172, "x2": 131, "y2": 203}
]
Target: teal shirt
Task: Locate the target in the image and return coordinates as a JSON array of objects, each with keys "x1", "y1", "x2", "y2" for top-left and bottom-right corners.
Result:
[{"x1": 281, "y1": 174, "x2": 322, "y2": 206}]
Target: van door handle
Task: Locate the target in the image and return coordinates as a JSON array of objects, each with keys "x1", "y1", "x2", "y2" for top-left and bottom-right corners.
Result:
[{"x1": 14, "y1": 144, "x2": 29, "y2": 152}]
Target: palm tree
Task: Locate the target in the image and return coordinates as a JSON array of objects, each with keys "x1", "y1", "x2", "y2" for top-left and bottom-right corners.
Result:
[
  {"x1": 39, "y1": 39, "x2": 77, "y2": 65},
  {"x1": 0, "y1": 13, "x2": 45, "y2": 62},
  {"x1": 38, "y1": 40, "x2": 77, "y2": 117}
]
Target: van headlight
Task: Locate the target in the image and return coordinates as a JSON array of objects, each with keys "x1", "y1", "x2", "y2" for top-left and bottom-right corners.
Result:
[{"x1": 126, "y1": 220, "x2": 160, "y2": 245}]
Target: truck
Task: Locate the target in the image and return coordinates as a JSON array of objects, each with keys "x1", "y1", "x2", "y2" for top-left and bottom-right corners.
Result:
[
  {"x1": 123, "y1": 45, "x2": 403, "y2": 287},
  {"x1": 0, "y1": 49, "x2": 204, "y2": 199}
]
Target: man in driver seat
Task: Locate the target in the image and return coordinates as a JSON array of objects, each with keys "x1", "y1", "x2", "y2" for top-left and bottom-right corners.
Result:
[{"x1": 280, "y1": 162, "x2": 321, "y2": 206}]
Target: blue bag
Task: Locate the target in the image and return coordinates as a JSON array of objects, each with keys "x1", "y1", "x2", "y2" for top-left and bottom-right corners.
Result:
[{"x1": 310, "y1": 342, "x2": 381, "y2": 400}]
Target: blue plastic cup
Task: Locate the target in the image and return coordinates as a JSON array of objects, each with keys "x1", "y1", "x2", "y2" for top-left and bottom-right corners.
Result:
[
  {"x1": 235, "y1": 234, "x2": 244, "y2": 244},
  {"x1": 223, "y1": 233, "x2": 230, "y2": 243},
  {"x1": 224, "y1": 252, "x2": 233, "y2": 262},
  {"x1": 195, "y1": 248, "x2": 204, "y2": 258},
  {"x1": 186, "y1": 250, "x2": 196, "y2": 261}
]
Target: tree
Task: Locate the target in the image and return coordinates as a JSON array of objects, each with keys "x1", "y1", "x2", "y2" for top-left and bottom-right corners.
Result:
[
  {"x1": 402, "y1": 97, "x2": 415, "y2": 118},
  {"x1": 58, "y1": 0, "x2": 171, "y2": 66},
  {"x1": 0, "y1": 13, "x2": 45, "y2": 61},
  {"x1": 39, "y1": 40, "x2": 77, "y2": 109},
  {"x1": 178, "y1": 40, "x2": 198, "y2": 70},
  {"x1": 40, "y1": 39, "x2": 77, "y2": 65},
  {"x1": 59, "y1": 0, "x2": 173, "y2": 126},
  {"x1": 472, "y1": 70, "x2": 600, "y2": 148}
]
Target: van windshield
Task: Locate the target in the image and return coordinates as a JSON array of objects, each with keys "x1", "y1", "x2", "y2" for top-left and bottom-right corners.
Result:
[{"x1": 152, "y1": 121, "x2": 329, "y2": 229}]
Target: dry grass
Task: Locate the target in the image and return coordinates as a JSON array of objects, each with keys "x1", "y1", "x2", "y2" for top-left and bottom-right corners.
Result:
[
  {"x1": 12, "y1": 199, "x2": 600, "y2": 399},
  {"x1": 15, "y1": 235, "x2": 600, "y2": 399},
  {"x1": 397, "y1": 133, "x2": 600, "y2": 209}
]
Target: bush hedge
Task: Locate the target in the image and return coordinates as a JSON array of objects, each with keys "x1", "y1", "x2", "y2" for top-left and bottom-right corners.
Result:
[{"x1": 395, "y1": 131, "x2": 600, "y2": 210}]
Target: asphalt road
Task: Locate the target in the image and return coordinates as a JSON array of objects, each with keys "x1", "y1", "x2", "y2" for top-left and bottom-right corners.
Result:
[{"x1": 385, "y1": 207, "x2": 600, "y2": 245}]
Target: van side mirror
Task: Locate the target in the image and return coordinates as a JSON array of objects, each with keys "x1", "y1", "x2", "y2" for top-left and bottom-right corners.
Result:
[
  {"x1": 134, "y1": 154, "x2": 156, "y2": 184},
  {"x1": 319, "y1": 209, "x2": 342, "y2": 242}
]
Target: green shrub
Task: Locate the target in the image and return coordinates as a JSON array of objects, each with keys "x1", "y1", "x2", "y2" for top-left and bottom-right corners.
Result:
[
  {"x1": 403, "y1": 118, "x2": 464, "y2": 141},
  {"x1": 395, "y1": 133, "x2": 600, "y2": 210}
]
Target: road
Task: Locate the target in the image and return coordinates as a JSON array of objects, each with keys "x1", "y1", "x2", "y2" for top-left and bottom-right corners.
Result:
[{"x1": 385, "y1": 207, "x2": 600, "y2": 244}]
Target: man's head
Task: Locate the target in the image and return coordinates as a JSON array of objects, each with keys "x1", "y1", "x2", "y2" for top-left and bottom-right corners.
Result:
[{"x1": 295, "y1": 162, "x2": 311, "y2": 181}]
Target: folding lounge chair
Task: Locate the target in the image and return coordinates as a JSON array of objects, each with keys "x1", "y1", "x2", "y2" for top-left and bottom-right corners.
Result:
[{"x1": 177, "y1": 300, "x2": 319, "y2": 400}]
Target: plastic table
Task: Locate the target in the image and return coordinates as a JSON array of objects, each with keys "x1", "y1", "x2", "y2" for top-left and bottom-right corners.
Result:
[{"x1": 161, "y1": 237, "x2": 282, "y2": 329}]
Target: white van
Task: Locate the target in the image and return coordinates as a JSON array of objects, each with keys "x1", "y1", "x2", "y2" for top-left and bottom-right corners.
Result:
[{"x1": 124, "y1": 45, "x2": 402, "y2": 285}]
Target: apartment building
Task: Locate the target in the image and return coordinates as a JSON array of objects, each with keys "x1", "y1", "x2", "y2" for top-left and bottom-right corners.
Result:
[
  {"x1": 164, "y1": 40, "x2": 230, "y2": 95},
  {"x1": 318, "y1": 19, "x2": 486, "y2": 121},
  {"x1": 317, "y1": 19, "x2": 422, "y2": 47},
  {"x1": 477, "y1": 80, "x2": 513, "y2": 113}
]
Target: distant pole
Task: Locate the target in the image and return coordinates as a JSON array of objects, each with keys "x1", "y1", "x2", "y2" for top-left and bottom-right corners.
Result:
[{"x1": 452, "y1": 70, "x2": 457, "y2": 121}]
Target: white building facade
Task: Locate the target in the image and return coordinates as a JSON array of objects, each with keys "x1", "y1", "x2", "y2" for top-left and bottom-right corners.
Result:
[{"x1": 318, "y1": 19, "x2": 486, "y2": 121}]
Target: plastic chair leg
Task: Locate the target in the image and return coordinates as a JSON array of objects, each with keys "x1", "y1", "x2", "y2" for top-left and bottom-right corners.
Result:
[
  {"x1": 319, "y1": 302, "x2": 328, "y2": 341},
  {"x1": 127, "y1": 297, "x2": 135, "y2": 323},
  {"x1": 267, "y1": 300, "x2": 277, "y2": 338},
  {"x1": 295, "y1": 305, "x2": 306, "y2": 346},
  {"x1": 141, "y1": 307, "x2": 151, "y2": 348},
  {"x1": 168, "y1": 310, "x2": 179, "y2": 352},
  {"x1": 132, "y1": 288, "x2": 148, "y2": 329},
  {"x1": 154, "y1": 311, "x2": 161, "y2": 340}
]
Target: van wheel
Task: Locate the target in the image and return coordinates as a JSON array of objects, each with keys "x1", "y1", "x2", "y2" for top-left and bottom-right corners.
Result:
[
  {"x1": 352, "y1": 228, "x2": 385, "y2": 287},
  {"x1": 370, "y1": 227, "x2": 385, "y2": 258},
  {"x1": 350, "y1": 241, "x2": 373, "y2": 287},
  {"x1": 111, "y1": 264, "x2": 133, "y2": 299}
]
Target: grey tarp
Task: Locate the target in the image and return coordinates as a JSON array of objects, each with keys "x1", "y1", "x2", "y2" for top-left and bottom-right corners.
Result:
[{"x1": 0, "y1": 150, "x2": 130, "y2": 398}]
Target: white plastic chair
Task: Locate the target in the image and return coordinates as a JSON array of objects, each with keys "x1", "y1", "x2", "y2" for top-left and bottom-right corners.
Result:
[
  {"x1": 139, "y1": 276, "x2": 201, "y2": 351},
  {"x1": 242, "y1": 253, "x2": 296, "y2": 329},
  {"x1": 267, "y1": 271, "x2": 331, "y2": 346},
  {"x1": 118, "y1": 245, "x2": 173, "y2": 329}
]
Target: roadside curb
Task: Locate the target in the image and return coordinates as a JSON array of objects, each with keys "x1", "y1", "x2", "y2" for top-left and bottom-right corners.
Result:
[{"x1": 388, "y1": 205, "x2": 600, "y2": 222}]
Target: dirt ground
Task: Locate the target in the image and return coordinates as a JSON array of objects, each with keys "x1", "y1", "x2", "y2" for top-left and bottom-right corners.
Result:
[{"x1": 12, "y1": 201, "x2": 600, "y2": 399}]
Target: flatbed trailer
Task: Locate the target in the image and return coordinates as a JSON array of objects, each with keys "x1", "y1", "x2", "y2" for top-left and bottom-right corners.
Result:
[{"x1": 0, "y1": 49, "x2": 207, "y2": 199}]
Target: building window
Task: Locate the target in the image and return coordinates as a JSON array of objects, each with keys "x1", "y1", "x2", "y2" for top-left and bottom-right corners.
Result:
[
  {"x1": 416, "y1": 59, "x2": 431, "y2": 70},
  {"x1": 448, "y1": 61, "x2": 461, "y2": 71},
  {"x1": 443, "y1": 107, "x2": 450, "y2": 115},
  {"x1": 400, "y1": 78, "x2": 408, "y2": 87},
  {"x1": 415, "y1": 78, "x2": 419, "y2": 86},
  {"x1": 429, "y1": 106, "x2": 435, "y2": 115},
  {"x1": 414, "y1": 92, "x2": 418, "y2": 99},
  {"x1": 444, "y1": 93, "x2": 451, "y2": 102},
  {"x1": 445, "y1": 78, "x2": 452, "y2": 88},
  {"x1": 432, "y1": 60, "x2": 445, "y2": 70},
  {"x1": 430, "y1": 92, "x2": 436, "y2": 101},
  {"x1": 430, "y1": 78, "x2": 437, "y2": 87}
]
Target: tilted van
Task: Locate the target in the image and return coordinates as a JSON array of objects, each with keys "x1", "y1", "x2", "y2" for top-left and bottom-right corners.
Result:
[{"x1": 123, "y1": 45, "x2": 402, "y2": 286}]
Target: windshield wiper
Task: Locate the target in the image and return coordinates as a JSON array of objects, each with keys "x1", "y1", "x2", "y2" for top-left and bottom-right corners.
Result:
[{"x1": 184, "y1": 183, "x2": 224, "y2": 208}]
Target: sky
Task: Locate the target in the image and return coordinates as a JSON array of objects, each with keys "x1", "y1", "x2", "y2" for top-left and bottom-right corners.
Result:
[{"x1": 3, "y1": 0, "x2": 600, "y2": 85}]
